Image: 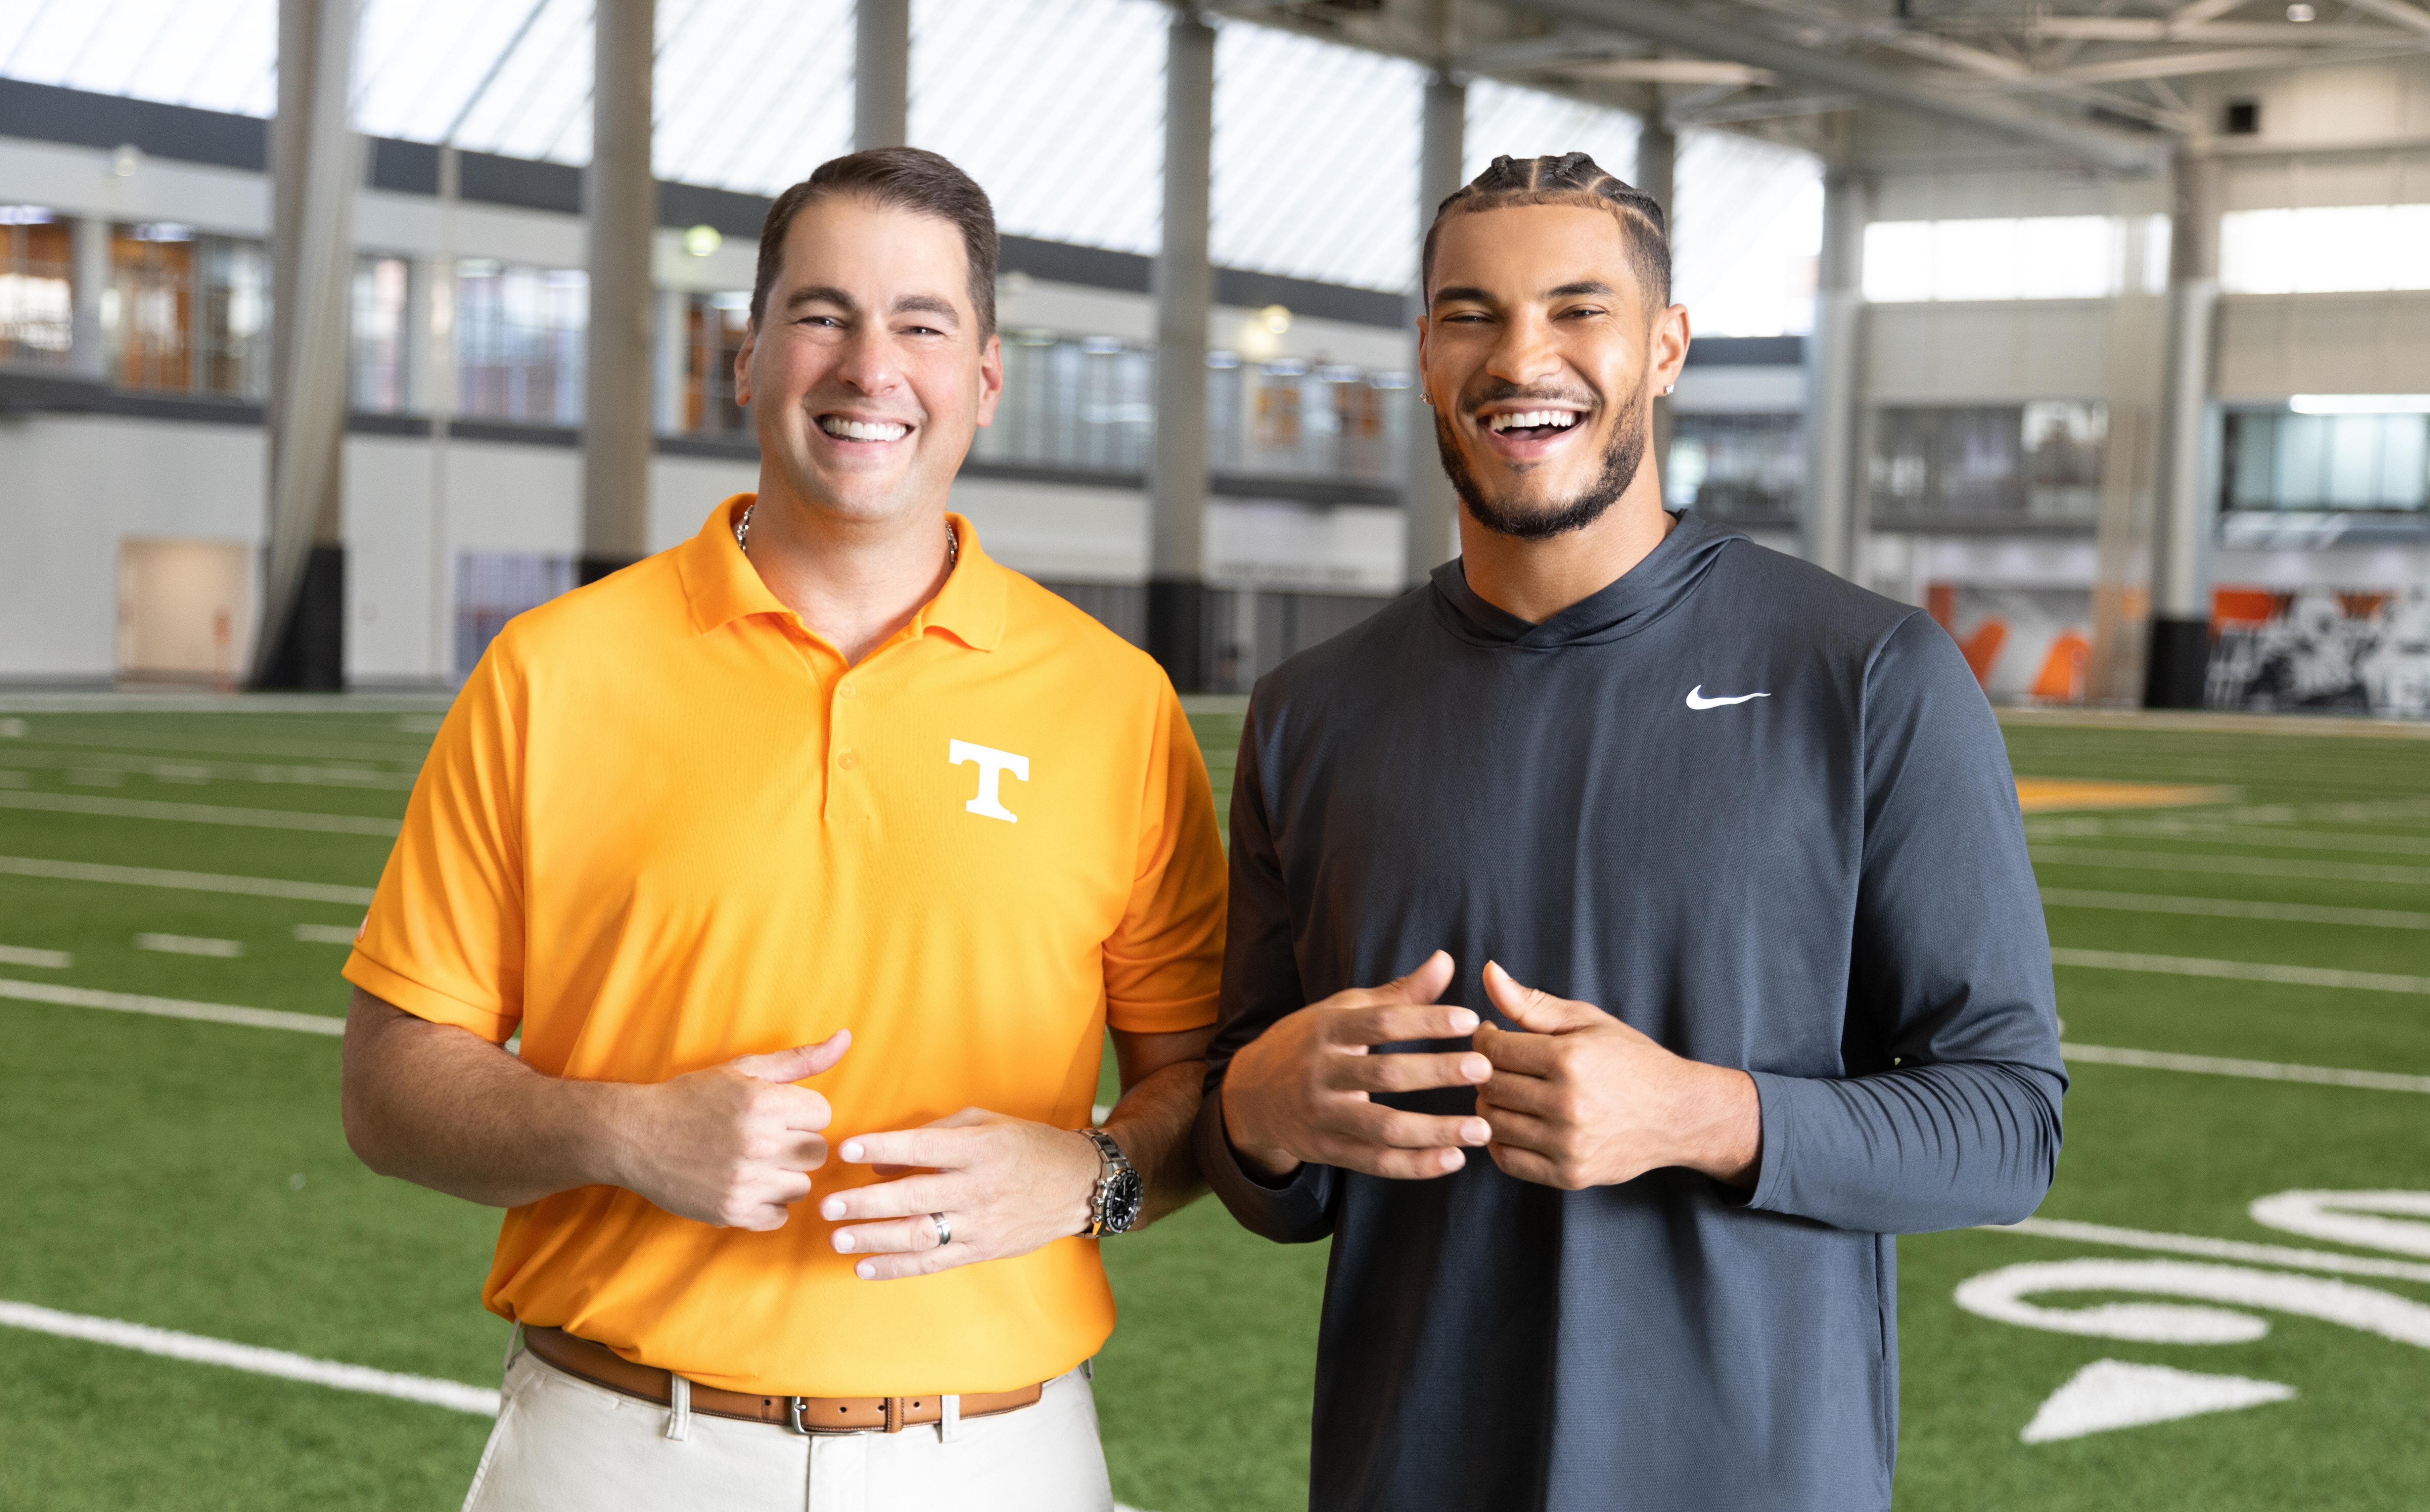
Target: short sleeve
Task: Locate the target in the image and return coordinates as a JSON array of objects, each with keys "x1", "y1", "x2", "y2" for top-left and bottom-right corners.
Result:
[
  {"x1": 341, "y1": 639, "x2": 528, "y2": 1043},
  {"x1": 1100, "y1": 682, "x2": 1226, "y2": 1034}
]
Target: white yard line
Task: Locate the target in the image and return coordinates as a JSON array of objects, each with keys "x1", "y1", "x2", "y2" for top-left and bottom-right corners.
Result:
[
  {"x1": 2050, "y1": 947, "x2": 2430, "y2": 995},
  {"x1": 2030, "y1": 846, "x2": 2430, "y2": 886},
  {"x1": 2063, "y1": 1041, "x2": 2430, "y2": 1094},
  {"x1": 136, "y1": 933, "x2": 246, "y2": 958},
  {"x1": 0, "y1": 750, "x2": 417, "y2": 790},
  {"x1": 1980, "y1": 1217, "x2": 2430, "y2": 1286},
  {"x1": 2040, "y1": 888, "x2": 2430, "y2": 930},
  {"x1": 0, "y1": 944, "x2": 71, "y2": 968},
  {"x1": 0, "y1": 1300, "x2": 498, "y2": 1415},
  {"x1": 0, "y1": 790, "x2": 399, "y2": 836},
  {"x1": 0, "y1": 978, "x2": 344, "y2": 1035},
  {"x1": 2028, "y1": 817, "x2": 2430, "y2": 857},
  {"x1": 291, "y1": 923, "x2": 361, "y2": 944},
  {"x1": 0, "y1": 855, "x2": 376, "y2": 905}
]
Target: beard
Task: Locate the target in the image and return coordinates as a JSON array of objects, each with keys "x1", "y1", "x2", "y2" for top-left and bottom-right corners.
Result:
[{"x1": 1435, "y1": 375, "x2": 1650, "y2": 542}]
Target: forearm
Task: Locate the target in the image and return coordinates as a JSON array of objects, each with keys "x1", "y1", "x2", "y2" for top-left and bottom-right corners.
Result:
[
  {"x1": 1102, "y1": 1058, "x2": 1205, "y2": 1227},
  {"x1": 1743, "y1": 1060, "x2": 2064, "y2": 1232},
  {"x1": 340, "y1": 990, "x2": 635, "y2": 1208}
]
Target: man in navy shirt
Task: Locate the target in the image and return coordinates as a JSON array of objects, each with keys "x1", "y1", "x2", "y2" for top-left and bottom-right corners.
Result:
[{"x1": 1196, "y1": 154, "x2": 2065, "y2": 1512}]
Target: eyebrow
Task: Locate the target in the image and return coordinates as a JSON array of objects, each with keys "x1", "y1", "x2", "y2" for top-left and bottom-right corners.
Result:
[
  {"x1": 890, "y1": 293, "x2": 960, "y2": 327},
  {"x1": 1430, "y1": 279, "x2": 1618, "y2": 308}
]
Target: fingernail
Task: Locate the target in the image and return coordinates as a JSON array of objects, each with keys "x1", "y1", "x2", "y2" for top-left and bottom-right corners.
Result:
[
  {"x1": 1440, "y1": 1149, "x2": 1464, "y2": 1171},
  {"x1": 840, "y1": 1141, "x2": 862, "y2": 1161},
  {"x1": 1448, "y1": 1008, "x2": 1478, "y2": 1033},
  {"x1": 833, "y1": 1231, "x2": 854, "y2": 1251},
  {"x1": 820, "y1": 1198, "x2": 844, "y2": 1220},
  {"x1": 1462, "y1": 1055, "x2": 1490, "y2": 1081},
  {"x1": 855, "y1": 1261, "x2": 876, "y2": 1280},
  {"x1": 1465, "y1": 1120, "x2": 1492, "y2": 1144}
]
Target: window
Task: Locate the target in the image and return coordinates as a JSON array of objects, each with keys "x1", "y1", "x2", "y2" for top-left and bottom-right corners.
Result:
[
  {"x1": 456, "y1": 261, "x2": 585, "y2": 425},
  {"x1": 456, "y1": 552, "x2": 574, "y2": 674},
  {"x1": 972, "y1": 332, "x2": 1156, "y2": 473},
  {"x1": 0, "y1": 208, "x2": 74, "y2": 367},
  {"x1": 1870, "y1": 402, "x2": 2107, "y2": 523},
  {"x1": 1863, "y1": 218, "x2": 2161, "y2": 303},
  {"x1": 1665, "y1": 413, "x2": 1803, "y2": 523},
  {"x1": 106, "y1": 224, "x2": 268, "y2": 398},
  {"x1": 351, "y1": 255, "x2": 410, "y2": 412},
  {"x1": 2224, "y1": 408, "x2": 2430, "y2": 513},
  {"x1": 677, "y1": 291, "x2": 750, "y2": 436},
  {"x1": 2219, "y1": 205, "x2": 2430, "y2": 294}
]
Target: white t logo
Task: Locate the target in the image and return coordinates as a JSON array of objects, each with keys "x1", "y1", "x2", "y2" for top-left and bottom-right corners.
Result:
[{"x1": 948, "y1": 739, "x2": 1029, "y2": 823}]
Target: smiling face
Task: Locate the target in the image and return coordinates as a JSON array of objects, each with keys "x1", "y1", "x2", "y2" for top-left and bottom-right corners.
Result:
[
  {"x1": 1419, "y1": 202, "x2": 1689, "y2": 540},
  {"x1": 736, "y1": 195, "x2": 1002, "y2": 527}
]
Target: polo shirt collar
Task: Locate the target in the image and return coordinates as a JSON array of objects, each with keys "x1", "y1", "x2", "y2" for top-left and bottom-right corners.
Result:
[{"x1": 675, "y1": 495, "x2": 1007, "y2": 652}]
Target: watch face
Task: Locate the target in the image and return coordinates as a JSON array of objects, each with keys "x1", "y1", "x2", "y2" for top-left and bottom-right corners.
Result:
[{"x1": 1102, "y1": 1168, "x2": 1146, "y2": 1233}]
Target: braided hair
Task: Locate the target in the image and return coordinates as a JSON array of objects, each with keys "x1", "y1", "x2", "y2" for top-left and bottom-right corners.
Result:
[{"x1": 1420, "y1": 152, "x2": 1670, "y2": 309}]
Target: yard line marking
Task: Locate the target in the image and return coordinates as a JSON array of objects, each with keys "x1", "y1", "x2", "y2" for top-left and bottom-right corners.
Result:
[
  {"x1": 2063, "y1": 1041, "x2": 2430, "y2": 1094},
  {"x1": 2040, "y1": 888, "x2": 2430, "y2": 930},
  {"x1": 0, "y1": 1299, "x2": 497, "y2": 1416},
  {"x1": 0, "y1": 790, "x2": 400, "y2": 836},
  {"x1": 0, "y1": 944, "x2": 71, "y2": 968},
  {"x1": 136, "y1": 933, "x2": 245, "y2": 958},
  {"x1": 1981, "y1": 1217, "x2": 2430, "y2": 1286},
  {"x1": 0, "y1": 978, "x2": 344, "y2": 1035},
  {"x1": 2028, "y1": 817, "x2": 2430, "y2": 857},
  {"x1": 0, "y1": 749, "x2": 418, "y2": 790},
  {"x1": 2050, "y1": 947, "x2": 2430, "y2": 995},
  {"x1": 291, "y1": 923, "x2": 360, "y2": 945},
  {"x1": 0, "y1": 855, "x2": 376, "y2": 905},
  {"x1": 2030, "y1": 846, "x2": 2430, "y2": 886}
]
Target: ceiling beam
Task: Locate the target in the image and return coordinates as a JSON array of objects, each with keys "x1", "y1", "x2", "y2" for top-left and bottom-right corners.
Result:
[
  {"x1": 2342, "y1": 0, "x2": 2430, "y2": 36},
  {"x1": 2172, "y1": 0, "x2": 2250, "y2": 24},
  {"x1": 2010, "y1": 18, "x2": 2414, "y2": 43},
  {"x1": 1500, "y1": 0, "x2": 2172, "y2": 173}
]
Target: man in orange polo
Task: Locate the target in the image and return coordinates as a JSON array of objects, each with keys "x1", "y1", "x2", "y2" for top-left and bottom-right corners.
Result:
[{"x1": 338, "y1": 149, "x2": 1224, "y2": 1511}]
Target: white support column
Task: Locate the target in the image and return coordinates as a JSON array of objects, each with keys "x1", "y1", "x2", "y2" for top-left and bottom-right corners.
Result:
[
  {"x1": 1147, "y1": 8, "x2": 1215, "y2": 691},
  {"x1": 2144, "y1": 150, "x2": 2222, "y2": 709},
  {"x1": 1802, "y1": 164, "x2": 1865, "y2": 580},
  {"x1": 70, "y1": 215, "x2": 110, "y2": 382},
  {"x1": 581, "y1": 0, "x2": 657, "y2": 582},
  {"x1": 654, "y1": 285, "x2": 688, "y2": 435},
  {"x1": 255, "y1": 0, "x2": 360, "y2": 689},
  {"x1": 855, "y1": 0, "x2": 910, "y2": 152},
  {"x1": 403, "y1": 256, "x2": 440, "y2": 413},
  {"x1": 1404, "y1": 67, "x2": 1467, "y2": 588}
]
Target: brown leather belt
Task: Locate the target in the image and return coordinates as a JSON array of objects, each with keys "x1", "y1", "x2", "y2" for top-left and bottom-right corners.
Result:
[{"x1": 520, "y1": 1325, "x2": 1044, "y2": 1435}]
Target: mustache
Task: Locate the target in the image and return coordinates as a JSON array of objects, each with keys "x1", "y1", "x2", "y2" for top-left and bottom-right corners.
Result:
[{"x1": 1460, "y1": 380, "x2": 1600, "y2": 415}]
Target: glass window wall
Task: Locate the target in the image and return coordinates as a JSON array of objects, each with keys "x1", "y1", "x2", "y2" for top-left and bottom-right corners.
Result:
[
  {"x1": 2224, "y1": 409, "x2": 2430, "y2": 513},
  {"x1": 351, "y1": 255, "x2": 410, "y2": 412},
  {"x1": 106, "y1": 224, "x2": 268, "y2": 399},
  {"x1": 1870, "y1": 402, "x2": 2107, "y2": 524},
  {"x1": 456, "y1": 261, "x2": 585, "y2": 425},
  {"x1": 0, "y1": 208, "x2": 74, "y2": 368},
  {"x1": 1664, "y1": 413, "x2": 1803, "y2": 523}
]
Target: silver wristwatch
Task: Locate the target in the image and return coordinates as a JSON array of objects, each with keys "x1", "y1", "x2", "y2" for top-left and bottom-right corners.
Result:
[{"x1": 1080, "y1": 1128, "x2": 1143, "y2": 1236}]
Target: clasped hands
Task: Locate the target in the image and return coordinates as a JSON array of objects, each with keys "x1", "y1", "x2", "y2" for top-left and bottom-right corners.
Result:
[
  {"x1": 1221, "y1": 951, "x2": 1760, "y2": 1191},
  {"x1": 612, "y1": 1030, "x2": 1101, "y2": 1280}
]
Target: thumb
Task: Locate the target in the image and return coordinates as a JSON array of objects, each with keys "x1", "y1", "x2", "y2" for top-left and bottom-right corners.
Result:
[
  {"x1": 734, "y1": 1030, "x2": 851, "y2": 1084},
  {"x1": 1379, "y1": 949, "x2": 1456, "y2": 1005},
  {"x1": 1481, "y1": 961, "x2": 1603, "y2": 1033}
]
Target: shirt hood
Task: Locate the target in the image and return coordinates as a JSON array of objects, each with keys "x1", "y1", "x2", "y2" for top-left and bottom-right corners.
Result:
[{"x1": 1428, "y1": 508, "x2": 1744, "y2": 649}]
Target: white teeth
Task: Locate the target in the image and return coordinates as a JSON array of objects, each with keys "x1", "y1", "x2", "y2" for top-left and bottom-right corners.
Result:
[
  {"x1": 820, "y1": 416, "x2": 909, "y2": 441},
  {"x1": 1487, "y1": 409, "x2": 1582, "y2": 433}
]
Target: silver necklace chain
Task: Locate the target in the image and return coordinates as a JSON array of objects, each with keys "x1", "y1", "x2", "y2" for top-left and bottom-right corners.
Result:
[{"x1": 735, "y1": 503, "x2": 957, "y2": 567}]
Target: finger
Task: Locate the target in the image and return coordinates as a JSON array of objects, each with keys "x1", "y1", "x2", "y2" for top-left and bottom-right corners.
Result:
[
  {"x1": 816, "y1": 1173, "x2": 953, "y2": 1224},
  {"x1": 1485, "y1": 1140, "x2": 1576, "y2": 1190},
  {"x1": 831, "y1": 1214, "x2": 951, "y2": 1257},
  {"x1": 853, "y1": 1243, "x2": 975, "y2": 1281},
  {"x1": 1473, "y1": 1023, "x2": 1564, "y2": 1076},
  {"x1": 1482, "y1": 961, "x2": 1609, "y2": 1034},
  {"x1": 837, "y1": 1128, "x2": 965, "y2": 1169},
  {"x1": 768, "y1": 1086, "x2": 835, "y2": 1133},
  {"x1": 1380, "y1": 950, "x2": 1456, "y2": 1005},
  {"x1": 1331, "y1": 1105, "x2": 1491, "y2": 1150},
  {"x1": 1473, "y1": 1101, "x2": 1559, "y2": 1149},
  {"x1": 733, "y1": 1031, "x2": 852, "y2": 1085},
  {"x1": 1476, "y1": 1070, "x2": 1563, "y2": 1118},
  {"x1": 1328, "y1": 1049, "x2": 1490, "y2": 1096},
  {"x1": 774, "y1": 1132, "x2": 831, "y2": 1173},
  {"x1": 1329, "y1": 1001, "x2": 1481, "y2": 1048},
  {"x1": 1320, "y1": 1143, "x2": 1471, "y2": 1180}
]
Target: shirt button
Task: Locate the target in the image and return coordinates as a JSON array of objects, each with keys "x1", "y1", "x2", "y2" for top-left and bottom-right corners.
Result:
[
  {"x1": 837, "y1": 750, "x2": 858, "y2": 770},
  {"x1": 838, "y1": 682, "x2": 856, "y2": 699}
]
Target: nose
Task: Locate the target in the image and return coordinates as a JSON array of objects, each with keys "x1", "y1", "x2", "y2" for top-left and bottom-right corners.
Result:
[
  {"x1": 831, "y1": 322, "x2": 906, "y2": 397},
  {"x1": 1484, "y1": 308, "x2": 1563, "y2": 393}
]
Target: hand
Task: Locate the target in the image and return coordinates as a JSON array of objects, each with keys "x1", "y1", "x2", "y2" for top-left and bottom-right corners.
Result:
[
  {"x1": 819, "y1": 1109, "x2": 1103, "y2": 1280},
  {"x1": 1219, "y1": 950, "x2": 1494, "y2": 1182},
  {"x1": 1474, "y1": 961, "x2": 1760, "y2": 1190},
  {"x1": 613, "y1": 1033, "x2": 850, "y2": 1230}
]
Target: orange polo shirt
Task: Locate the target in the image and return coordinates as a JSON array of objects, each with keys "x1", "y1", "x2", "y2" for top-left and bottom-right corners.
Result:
[{"x1": 343, "y1": 497, "x2": 1224, "y2": 1397}]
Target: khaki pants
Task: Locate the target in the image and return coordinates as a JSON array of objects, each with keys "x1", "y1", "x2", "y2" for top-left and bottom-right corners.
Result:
[{"x1": 462, "y1": 1345, "x2": 1115, "y2": 1512}]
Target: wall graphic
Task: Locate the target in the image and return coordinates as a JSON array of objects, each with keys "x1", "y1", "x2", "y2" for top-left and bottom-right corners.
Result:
[
  {"x1": 2207, "y1": 586, "x2": 2430, "y2": 720},
  {"x1": 1927, "y1": 584, "x2": 2096, "y2": 704}
]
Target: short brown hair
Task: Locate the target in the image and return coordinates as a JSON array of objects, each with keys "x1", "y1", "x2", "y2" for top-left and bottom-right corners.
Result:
[
  {"x1": 1420, "y1": 152, "x2": 1670, "y2": 310},
  {"x1": 750, "y1": 148, "x2": 1001, "y2": 337}
]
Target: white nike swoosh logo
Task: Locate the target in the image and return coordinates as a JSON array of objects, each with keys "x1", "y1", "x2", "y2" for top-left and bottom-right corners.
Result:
[{"x1": 1685, "y1": 686, "x2": 1770, "y2": 710}]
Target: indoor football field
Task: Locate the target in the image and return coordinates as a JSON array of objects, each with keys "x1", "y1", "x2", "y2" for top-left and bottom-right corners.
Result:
[{"x1": 1, "y1": 698, "x2": 2426, "y2": 1512}]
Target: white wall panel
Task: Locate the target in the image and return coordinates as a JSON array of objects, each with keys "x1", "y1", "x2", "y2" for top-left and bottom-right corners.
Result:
[
  {"x1": 2216, "y1": 292, "x2": 2430, "y2": 401},
  {"x1": 1864, "y1": 301, "x2": 2115, "y2": 403}
]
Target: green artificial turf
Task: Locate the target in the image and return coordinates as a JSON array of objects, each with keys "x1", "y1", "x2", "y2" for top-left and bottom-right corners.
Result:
[{"x1": 1, "y1": 705, "x2": 2426, "y2": 1511}]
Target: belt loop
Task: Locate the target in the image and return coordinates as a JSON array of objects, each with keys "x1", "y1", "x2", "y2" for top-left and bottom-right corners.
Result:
[
  {"x1": 939, "y1": 1393, "x2": 961, "y2": 1445},
  {"x1": 501, "y1": 1322, "x2": 525, "y2": 1373},
  {"x1": 665, "y1": 1373, "x2": 692, "y2": 1442}
]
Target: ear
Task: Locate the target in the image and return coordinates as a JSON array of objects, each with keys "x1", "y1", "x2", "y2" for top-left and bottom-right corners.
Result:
[
  {"x1": 973, "y1": 330, "x2": 1004, "y2": 429},
  {"x1": 734, "y1": 320, "x2": 758, "y2": 410},
  {"x1": 1651, "y1": 301, "x2": 1690, "y2": 397}
]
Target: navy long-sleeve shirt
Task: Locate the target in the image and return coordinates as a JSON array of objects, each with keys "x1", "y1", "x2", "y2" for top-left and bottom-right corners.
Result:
[{"x1": 1194, "y1": 510, "x2": 2065, "y2": 1512}]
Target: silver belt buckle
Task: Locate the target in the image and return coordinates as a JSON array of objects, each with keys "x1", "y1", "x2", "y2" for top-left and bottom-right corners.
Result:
[{"x1": 787, "y1": 1396, "x2": 813, "y2": 1435}]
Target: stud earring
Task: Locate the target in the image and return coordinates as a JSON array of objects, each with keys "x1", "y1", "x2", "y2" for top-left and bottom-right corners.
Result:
[{"x1": 1662, "y1": 384, "x2": 1674, "y2": 396}]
